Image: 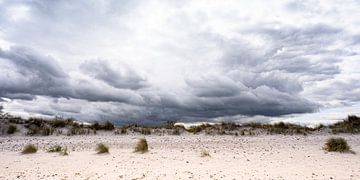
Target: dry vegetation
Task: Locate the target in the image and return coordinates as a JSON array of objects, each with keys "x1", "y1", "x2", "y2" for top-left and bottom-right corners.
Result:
[
  {"x1": 1, "y1": 112, "x2": 360, "y2": 137},
  {"x1": 323, "y1": 137, "x2": 353, "y2": 153},
  {"x1": 96, "y1": 143, "x2": 109, "y2": 154},
  {"x1": 201, "y1": 149, "x2": 211, "y2": 157},
  {"x1": 134, "y1": 138, "x2": 148, "y2": 153},
  {"x1": 47, "y1": 145, "x2": 63, "y2": 153},
  {"x1": 330, "y1": 115, "x2": 360, "y2": 134},
  {"x1": 47, "y1": 145, "x2": 69, "y2": 155},
  {"x1": 22, "y1": 144, "x2": 37, "y2": 154},
  {"x1": 6, "y1": 124, "x2": 17, "y2": 134}
]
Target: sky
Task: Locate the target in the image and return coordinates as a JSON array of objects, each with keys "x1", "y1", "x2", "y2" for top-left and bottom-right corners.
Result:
[{"x1": 0, "y1": 0, "x2": 360, "y2": 125}]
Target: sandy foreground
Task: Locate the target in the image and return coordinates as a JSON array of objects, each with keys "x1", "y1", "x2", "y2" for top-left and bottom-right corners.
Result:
[{"x1": 0, "y1": 134, "x2": 359, "y2": 180}]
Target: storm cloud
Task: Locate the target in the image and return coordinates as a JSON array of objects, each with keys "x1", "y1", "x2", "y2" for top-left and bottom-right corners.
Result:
[{"x1": 0, "y1": 0, "x2": 360, "y2": 123}]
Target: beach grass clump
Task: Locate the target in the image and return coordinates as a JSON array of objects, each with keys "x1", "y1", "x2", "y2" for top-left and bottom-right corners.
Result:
[
  {"x1": 201, "y1": 149, "x2": 211, "y2": 157},
  {"x1": 60, "y1": 147, "x2": 69, "y2": 156},
  {"x1": 186, "y1": 126, "x2": 203, "y2": 134},
  {"x1": 47, "y1": 145, "x2": 62, "y2": 152},
  {"x1": 102, "y1": 121, "x2": 115, "y2": 130},
  {"x1": 26, "y1": 126, "x2": 54, "y2": 136},
  {"x1": 324, "y1": 138, "x2": 351, "y2": 153},
  {"x1": 330, "y1": 115, "x2": 360, "y2": 134},
  {"x1": 50, "y1": 119, "x2": 67, "y2": 128},
  {"x1": 47, "y1": 145, "x2": 69, "y2": 155},
  {"x1": 95, "y1": 143, "x2": 109, "y2": 154},
  {"x1": 114, "y1": 127, "x2": 127, "y2": 135},
  {"x1": 22, "y1": 144, "x2": 37, "y2": 154},
  {"x1": 91, "y1": 121, "x2": 115, "y2": 131},
  {"x1": 134, "y1": 138, "x2": 148, "y2": 153},
  {"x1": 172, "y1": 128, "x2": 181, "y2": 135},
  {"x1": 6, "y1": 124, "x2": 17, "y2": 134},
  {"x1": 140, "y1": 128, "x2": 151, "y2": 135}
]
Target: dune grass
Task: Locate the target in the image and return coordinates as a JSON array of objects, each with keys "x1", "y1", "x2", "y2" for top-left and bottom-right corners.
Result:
[
  {"x1": 60, "y1": 147, "x2": 69, "y2": 156},
  {"x1": 22, "y1": 144, "x2": 37, "y2": 154},
  {"x1": 134, "y1": 138, "x2": 148, "y2": 153},
  {"x1": 324, "y1": 137, "x2": 353, "y2": 153},
  {"x1": 47, "y1": 145, "x2": 69, "y2": 155},
  {"x1": 47, "y1": 145, "x2": 62, "y2": 153},
  {"x1": 330, "y1": 115, "x2": 360, "y2": 134},
  {"x1": 201, "y1": 149, "x2": 211, "y2": 157},
  {"x1": 96, "y1": 143, "x2": 109, "y2": 154},
  {"x1": 6, "y1": 124, "x2": 17, "y2": 134}
]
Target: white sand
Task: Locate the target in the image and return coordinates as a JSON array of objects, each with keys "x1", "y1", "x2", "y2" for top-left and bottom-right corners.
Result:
[{"x1": 0, "y1": 134, "x2": 359, "y2": 179}]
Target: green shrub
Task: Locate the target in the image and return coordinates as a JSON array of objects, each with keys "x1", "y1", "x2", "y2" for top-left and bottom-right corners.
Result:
[
  {"x1": 22, "y1": 144, "x2": 37, "y2": 154},
  {"x1": 134, "y1": 138, "x2": 148, "y2": 153},
  {"x1": 324, "y1": 138, "x2": 351, "y2": 153},
  {"x1": 7, "y1": 124, "x2": 17, "y2": 134},
  {"x1": 95, "y1": 143, "x2": 109, "y2": 154}
]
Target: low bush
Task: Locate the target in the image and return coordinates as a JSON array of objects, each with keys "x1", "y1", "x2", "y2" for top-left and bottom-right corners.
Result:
[
  {"x1": 95, "y1": 143, "x2": 109, "y2": 154},
  {"x1": 324, "y1": 137, "x2": 352, "y2": 153},
  {"x1": 134, "y1": 138, "x2": 148, "y2": 153},
  {"x1": 22, "y1": 144, "x2": 37, "y2": 154},
  {"x1": 7, "y1": 124, "x2": 17, "y2": 134}
]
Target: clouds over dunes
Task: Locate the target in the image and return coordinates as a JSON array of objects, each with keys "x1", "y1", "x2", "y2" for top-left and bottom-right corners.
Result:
[{"x1": 0, "y1": 0, "x2": 360, "y2": 123}]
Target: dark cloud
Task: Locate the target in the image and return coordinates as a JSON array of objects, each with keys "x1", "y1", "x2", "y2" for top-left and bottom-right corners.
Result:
[
  {"x1": 80, "y1": 59, "x2": 148, "y2": 90},
  {"x1": 184, "y1": 75, "x2": 318, "y2": 117},
  {"x1": 0, "y1": 46, "x2": 71, "y2": 99},
  {"x1": 0, "y1": 46, "x2": 144, "y2": 105}
]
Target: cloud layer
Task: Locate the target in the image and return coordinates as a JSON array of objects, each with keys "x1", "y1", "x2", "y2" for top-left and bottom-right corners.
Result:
[{"x1": 1, "y1": 0, "x2": 360, "y2": 123}]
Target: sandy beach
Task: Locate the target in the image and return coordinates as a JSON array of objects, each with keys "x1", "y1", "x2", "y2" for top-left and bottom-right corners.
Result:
[{"x1": 1, "y1": 134, "x2": 359, "y2": 180}]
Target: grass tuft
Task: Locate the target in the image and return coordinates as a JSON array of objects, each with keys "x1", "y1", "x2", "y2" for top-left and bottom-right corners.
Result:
[
  {"x1": 60, "y1": 147, "x2": 69, "y2": 156},
  {"x1": 95, "y1": 143, "x2": 109, "y2": 154},
  {"x1": 7, "y1": 124, "x2": 17, "y2": 134},
  {"x1": 134, "y1": 138, "x2": 148, "y2": 153},
  {"x1": 324, "y1": 137, "x2": 352, "y2": 153},
  {"x1": 47, "y1": 145, "x2": 62, "y2": 153},
  {"x1": 22, "y1": 144, "x2": 37, "y2": 154},
  {"x1": 201, "y1": 149, "x2": 211, "y2": 157}
]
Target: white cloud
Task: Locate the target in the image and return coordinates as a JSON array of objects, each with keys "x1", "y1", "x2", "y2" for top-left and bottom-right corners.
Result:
[{"x1": 6, "y1": 4, "x2": 31, "y2": 22}]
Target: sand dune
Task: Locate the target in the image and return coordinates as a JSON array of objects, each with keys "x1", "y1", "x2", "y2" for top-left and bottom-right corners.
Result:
[{"x1": 0, "y1": 134, "x2": 359, "y2": 179}]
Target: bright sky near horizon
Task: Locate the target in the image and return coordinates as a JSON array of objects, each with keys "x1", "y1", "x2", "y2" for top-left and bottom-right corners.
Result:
[{"x1": 0, "y1": 0, "x2": 360, "y2": 125}]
